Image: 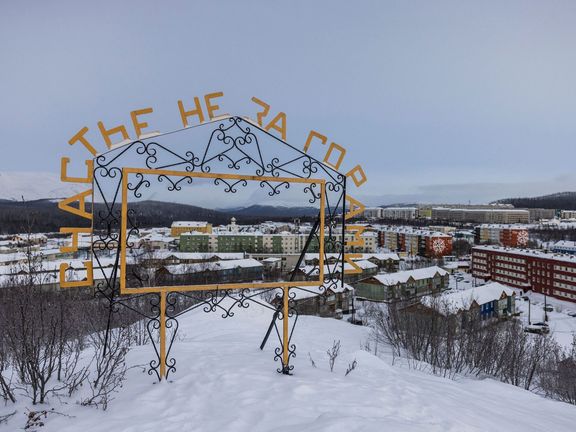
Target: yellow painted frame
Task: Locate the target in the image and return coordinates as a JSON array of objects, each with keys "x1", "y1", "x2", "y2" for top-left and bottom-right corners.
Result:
[{"x1": 120, "y1": 167, "x2": 326, "y2": 294}]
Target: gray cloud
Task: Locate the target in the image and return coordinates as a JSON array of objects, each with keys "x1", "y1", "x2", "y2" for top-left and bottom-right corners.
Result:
[{"x1": 1, "y1": 0, "x2": 575, "y2": 202}]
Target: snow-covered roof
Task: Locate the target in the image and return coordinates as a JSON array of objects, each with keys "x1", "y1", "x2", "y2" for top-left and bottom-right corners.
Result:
[
  {"x1": 552, "y1": 240, "x2": 576, "y2": 249},
  {"x1": 0, "y1": 266, "x2": 117, "y2": 287},
  {"x1": 377, "y1": 226, "x2": 451, "y2": 238},
  {"x1": 0, "y1": 252, "x2": 29, "y2": 264},
  {"x1": 420, "y1": 282, "x2": 515, "y2": 315},
  {"x1": 162, "y1": 259, "x2": 263, "y2": 275},
  {"x1": 443, "y1": 261, "x2": 471, "y2": 269},
  {"x1": 129, "y1": 251, "x2": 245, "y2": 262},
  {"x1": 477, "y1": 224, "x2": 529, "y2": 230},
  {"x1": 370, "y1": 266, "x2": 448, "y2": 286},
  {"x1": 304, "y1": 253, "x2": 400, "y2": 262},
  {"x1": 473, "y1": 245, "x2": 576, "y2": 263},
  {"x1": 300, "y1": 260, "x2": 376, "y2": 276},
  {"x1": 433, "y1": 207, "x2": 529, "y2": 213},
  {"x1": 171, "y1": 221, "x2": 209, "y2": 228}
]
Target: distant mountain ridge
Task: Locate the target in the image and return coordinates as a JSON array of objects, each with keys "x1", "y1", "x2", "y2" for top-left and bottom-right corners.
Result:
[
  {"x1": 0, "y1": 200, "x2": 318, "y2": 234},
  {"x1": 494, "y1": 191, "x2": 576, "y2": 210},
  {"x1": 220, "y1": 205, "x2": 319, "y2": 217}
]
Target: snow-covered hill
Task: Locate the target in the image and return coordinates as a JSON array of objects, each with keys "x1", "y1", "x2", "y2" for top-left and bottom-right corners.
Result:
[
  {"x1": 0, "y1": 171, "x2": 85, "y2": 201},
  {"x1": 2, "y1": 300, "x2": 575, "y2": 432}
]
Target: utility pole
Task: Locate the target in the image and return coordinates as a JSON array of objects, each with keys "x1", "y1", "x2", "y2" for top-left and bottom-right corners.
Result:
[
  {"x1": 528, "y1": 299, "x2": 531, "y2": 325},
  {"x1": 544, "y1": 292, "x2": 548, "y2": 322}
]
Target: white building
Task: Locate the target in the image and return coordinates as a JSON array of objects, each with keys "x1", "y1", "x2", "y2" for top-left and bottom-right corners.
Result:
[
  {"x1": 381, "y1": 207, "x2": 418, "y2": 220},
  {"x1": 362, "y1": 207, "x2": 383, "y2": 219}
]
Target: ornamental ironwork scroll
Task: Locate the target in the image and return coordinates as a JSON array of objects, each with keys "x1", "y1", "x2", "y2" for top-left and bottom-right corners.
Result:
[{"x1": 90, "y1": 116, "x2": 346, "y2": 380}]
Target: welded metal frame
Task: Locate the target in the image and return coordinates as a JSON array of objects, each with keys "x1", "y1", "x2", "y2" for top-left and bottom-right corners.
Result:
[{"x1": 90, "y1": 116, "x2": 347, "y2": 380}]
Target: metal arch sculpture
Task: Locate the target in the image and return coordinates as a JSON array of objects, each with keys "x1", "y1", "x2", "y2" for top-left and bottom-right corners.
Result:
[{"x1": 91, "y1": 116, "x2": 347, "y2": 380}]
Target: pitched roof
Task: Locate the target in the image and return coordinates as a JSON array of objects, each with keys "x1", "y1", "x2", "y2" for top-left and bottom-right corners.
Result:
[
  {"x1": 370, "y1": 266, "x2": 448, "y2": 286},
  {"x1": 421, "y1": 282, "x2": 515, "y2": 315}
]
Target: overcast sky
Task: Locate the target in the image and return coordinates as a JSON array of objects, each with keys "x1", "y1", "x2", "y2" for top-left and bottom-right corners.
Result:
[{"x1": 1, "y1": 0, "x2": 575, "y2": 205}]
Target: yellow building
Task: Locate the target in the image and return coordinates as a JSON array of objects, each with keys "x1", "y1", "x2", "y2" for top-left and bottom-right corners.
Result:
[{"x1": 170, "y1": 221, "x2": 212, "y2": 237}]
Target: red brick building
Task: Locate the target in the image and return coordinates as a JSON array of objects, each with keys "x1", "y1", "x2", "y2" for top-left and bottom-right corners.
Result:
[
  {"x1": 377, "y1": 227, "x2": 452, "y2": 258},
  {"x1": 472, "y1": 245, "x2": 576, "y2": 303},
  {"x1": 500, "y1": 228, "x2": 529, "y2": 247},
  {"x1": 425, "y1": 235, "x2": 453, "y2": 258},
  {"x1": 474, "y1": 225, "x2": 529, "y2": 247}
]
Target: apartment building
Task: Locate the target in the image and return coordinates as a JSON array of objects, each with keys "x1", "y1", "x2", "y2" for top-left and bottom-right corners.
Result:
[
  {"x1": 377, "y1": 226, "x2": 452, "y2": 258},
  {"x1": 170, "y1": 221, "x2": 212, "y2": 237},
  {"x1": 381, "y1": 207, "x2": 418, "y2": 220},
  {"x1": 560, "y1": 210, "x2": 576, "y2": 219},
  {"x1": 179, "y1": 229, "x2": 378, "y2": 255},
  {"x1": 362, "y1": 207, "x2": 383, "y2": 219},
  {"x1": 474, "y1": 225, "x2": 529, "y2": 247},
  {"x1": 362, "y1": 207, "x2": 419, "y2": 220},
  {"x1": 471, "y1": 245, "x2": 576, "y2": 303},
  {"x1": 528, "y1": 208, "x2": 555, "y2": 221},
  {"x1": 432, "y1": 208, "x2": 530, "y2": 224}
]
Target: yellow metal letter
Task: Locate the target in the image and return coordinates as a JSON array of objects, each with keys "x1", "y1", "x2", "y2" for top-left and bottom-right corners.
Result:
[
  {"x1": 178, "y1": 97, "x2": 205, "y2": 127},
  {"x1": 59, "y1": 227, "x2": 91, "y2": 253},
  {"x1": 345, "y1": 195, "x2": 365, "y2": 220},
  {"x1": 264, "y1": 112, "x2": 287, "y2": 141},
  {"x1": 58, "y1": 189, "x2": 93, "y2": 220},
  {"x1": 303, "y1": 130, "x2": 327, "y2": 152},
  {"x1": 97, "y1": 121, "x2": 130, "y2": 149},
  {"x1": 344, "y1": 254, "x2": 362, "y2": 274},
  {"x1": 251, "y1": 97, "x2": 270, "y2": 126},
  {"x1": 68, "y1": 127, "x2": 97, "y2": 156},
  {"x1": 346, "y1": 225, "x2": 367, "y2": 248},
  {"x1": 346, "y1": 165, "x2": 367, "y2": 188},
  {"x1": 60, "y1": 157, "x2": 93, "y2": 183},
  {"x1": 131, "y1": 107, "x2": 154, "y2": 138},
  {"x1": 323, "y1": 142, "x2": 346, "y2": 170},
  {"x1": 204, "y1": 92, "x2": 225, "y2": 120},
  {"x1": 59, "y1": 261, "x2": 94, "y2": 288}
]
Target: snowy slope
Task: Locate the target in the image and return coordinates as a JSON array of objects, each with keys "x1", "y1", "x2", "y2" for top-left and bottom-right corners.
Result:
[
  {"x1": 2, "y1": 299, "x2": 575, "y2": 432},
  {"x1": 0, "y1": 171, "x2": 85, "y2": 201}
]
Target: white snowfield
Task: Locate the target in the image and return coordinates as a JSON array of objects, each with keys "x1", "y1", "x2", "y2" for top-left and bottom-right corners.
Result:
[
  {"x1": 6, "y1": 299, "x2": 576, "y2": 432},
  {"x1": 0, "y1": 171, "x2": 85, "y2": 201}
]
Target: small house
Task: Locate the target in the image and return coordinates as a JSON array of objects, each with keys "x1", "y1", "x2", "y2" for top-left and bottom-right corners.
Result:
[
  {"x1": 354, "y1": 266, "x2": 449, "y2": 302},
  {"x1": 419, "y1": 282, "x2": 516, "y2": 320}
]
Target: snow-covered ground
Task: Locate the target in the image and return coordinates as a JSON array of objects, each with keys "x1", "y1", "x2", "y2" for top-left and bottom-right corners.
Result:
[
  {"x1": 514, "y1": 291, "x2": 576, "y2": 348},
  {"x1": 2, "y1": 298, "x2": 575, "y2": 432}
]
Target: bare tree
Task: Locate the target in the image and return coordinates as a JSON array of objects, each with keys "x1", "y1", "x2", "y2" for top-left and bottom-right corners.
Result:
[{"x1": 366, "y1": 299, "x2": 574, "y2": 404}]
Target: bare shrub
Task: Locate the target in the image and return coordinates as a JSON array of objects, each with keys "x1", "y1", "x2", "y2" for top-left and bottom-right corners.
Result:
[
  {"x1": 540, "y1": 335, "x2": 576, "y2": 404},
  {"x1": 308, "y1": 352, "x2": 317, "y2": 368},
  {"x1": 345, "y1": 359, "x2": 357, "y2": 376},
  {"x1": 327, "y1": 340, "x2": 341, "y2": 372},
  {"x1": 81, "y1": 326, "x2": 129, "y2": 410},
  {"x1": 0, "y1": 335, "x2": 16, "y2": 403}
]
